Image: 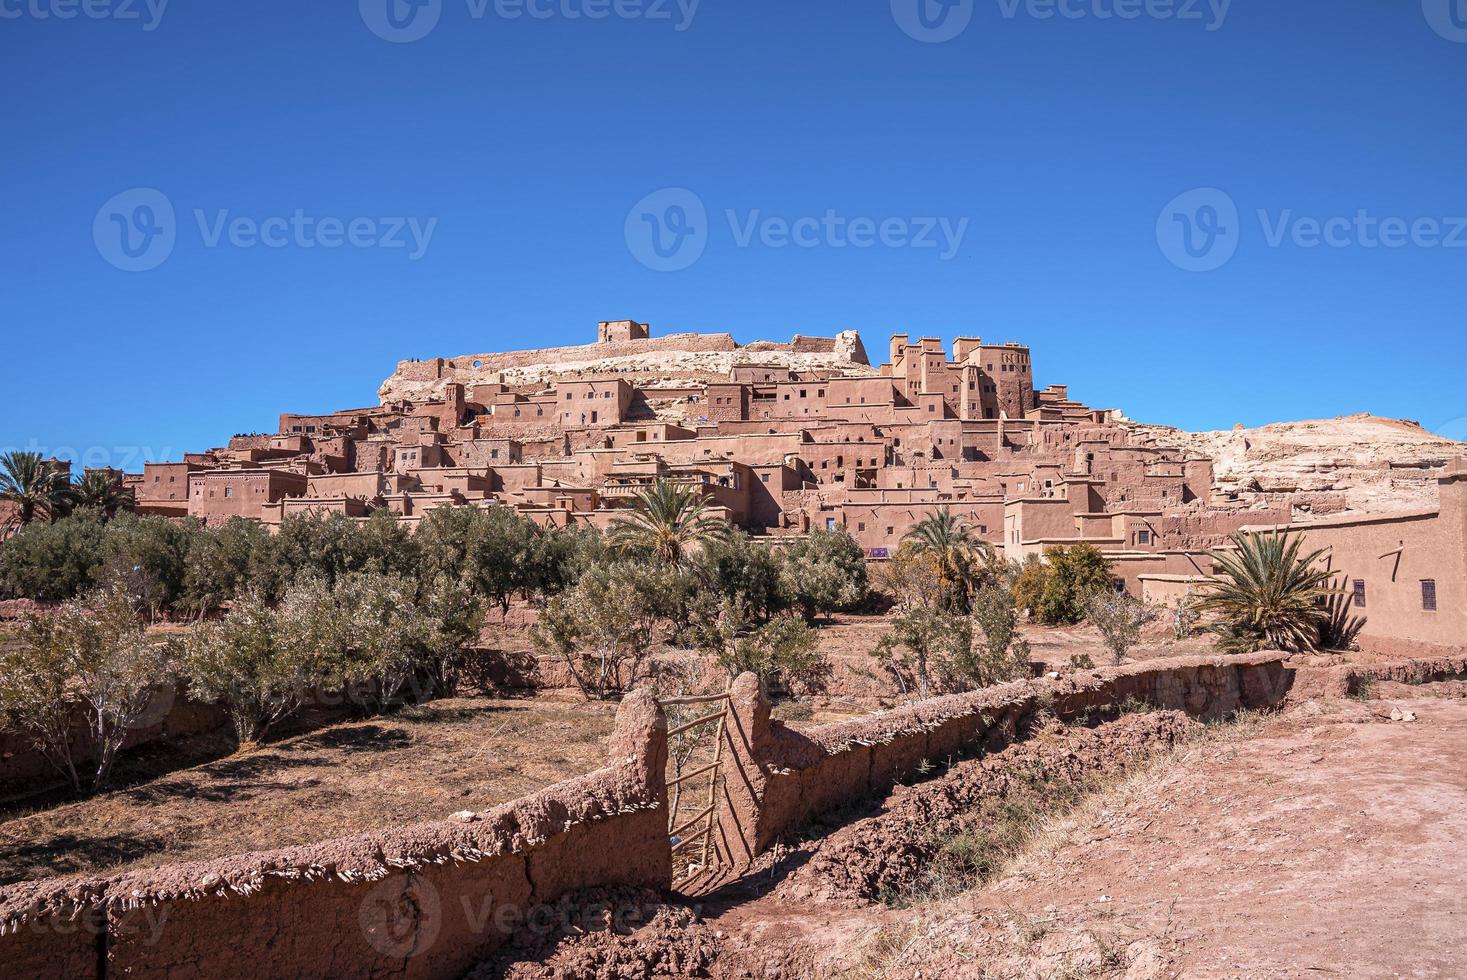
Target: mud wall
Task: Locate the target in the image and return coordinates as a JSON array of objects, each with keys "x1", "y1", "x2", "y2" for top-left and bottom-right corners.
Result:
[
  {"x1": 0, "y1": 683, "x2": 226, "y2": 791},
  {"x1": 1288, "y1": 651, "x2": 1467, "y2": 701},
  {"x1": 714, "y1": 652, "x2": 1291, "y2": 871},
  {"x1": 0, "y1": 693, "x2": 669, "y2": 980}
]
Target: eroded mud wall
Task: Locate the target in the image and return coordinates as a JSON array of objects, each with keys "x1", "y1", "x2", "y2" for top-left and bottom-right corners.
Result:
[
  {"x1": 715, "y1": 652, "x2": 1292, "y2": 870},
  {"x1": 0, "y1": 693, "x2": 669, "y2": 980}
]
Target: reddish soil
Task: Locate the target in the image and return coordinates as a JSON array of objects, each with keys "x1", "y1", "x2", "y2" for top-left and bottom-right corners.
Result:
[
  {"x1": 0, "y1": 696, "x2": 616, "y2": 885},
  {"x1": 479, "y1": 691, "x2": 1467, "y2": 979},
  {"x1": 849, "y1": 694, "x2": 1467, "y2": 978}
]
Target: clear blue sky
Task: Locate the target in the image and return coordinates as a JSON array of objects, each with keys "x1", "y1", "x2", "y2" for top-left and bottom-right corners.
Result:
[{"x1": 3, "y1": 0, "x2": 1465, "y2": 470}]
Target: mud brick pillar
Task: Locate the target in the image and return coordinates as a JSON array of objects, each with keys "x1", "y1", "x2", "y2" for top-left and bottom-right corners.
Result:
[{"x1": 712, "y1": 673, "x2": 775, "y2": 875}]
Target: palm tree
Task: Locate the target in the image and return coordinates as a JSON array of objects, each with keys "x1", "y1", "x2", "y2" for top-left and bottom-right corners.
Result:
[
  {"x1": 1197, "y1": 531, "x2": 1336, "y2": 655},
  {"x1": 71, "y1": 470, "x2": 136, "y2": 518},
  {"x1": 608, "y1": 478, "x2": 731, "y2": 565},
  {"x1": 0, "y1": 451, "x2": 72, "y2": 531},
  {"x1": 903, "y1": 507, "x2": 995, "y2": 611}
]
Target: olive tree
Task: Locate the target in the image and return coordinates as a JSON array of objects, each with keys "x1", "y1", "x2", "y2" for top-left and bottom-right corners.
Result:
[
  {"x1": 0, "y1": 586, "x2": 174, "y2": 793},
  {"x1": 180, "y1": 591, "x2": 324, "y2": 746},
  {"x1": 779, "y1": 528, "x2": 869, "y2": 622}
]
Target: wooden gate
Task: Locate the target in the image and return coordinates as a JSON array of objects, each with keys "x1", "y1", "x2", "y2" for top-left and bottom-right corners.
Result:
[{"x1": 658, "y1": 691, "x2": 731, "y2": 887}]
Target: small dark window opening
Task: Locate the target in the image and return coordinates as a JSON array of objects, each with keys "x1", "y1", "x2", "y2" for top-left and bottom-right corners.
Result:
[
  {"x1": 1352, "y1": 580, "x2": 1367, "y2": 608},
  {"x1": 1422, "y1": 580, "x2": 1438, "y2": 611}
]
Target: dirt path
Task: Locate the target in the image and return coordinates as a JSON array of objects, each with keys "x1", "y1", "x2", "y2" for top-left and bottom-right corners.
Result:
[
  {"x1": 845, "y1": 696, "x2": 1467, "y2": 978},
  {"x1": 484, "y1": 695, "x2": 1467, "y2": 979}
]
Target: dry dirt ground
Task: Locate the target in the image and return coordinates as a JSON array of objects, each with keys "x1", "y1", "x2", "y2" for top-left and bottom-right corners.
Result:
[
  {"x1": 840, "y1": 694, "x2": 1467, "y2": 979},
  {"x1": 0, "y1": 696, "x2": 618, "y2": 886},
  {"x1": 488, "y1": 691, "x2": 1467, "y2": 979}
]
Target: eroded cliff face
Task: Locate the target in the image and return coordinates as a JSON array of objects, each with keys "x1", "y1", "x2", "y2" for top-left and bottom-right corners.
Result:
[
  {"x1": 378, "y1": 330, "x2": 875, "y2": 404},
  {"x1": 1126, "y1": 414, "x2": 1466, "y2": 517}
]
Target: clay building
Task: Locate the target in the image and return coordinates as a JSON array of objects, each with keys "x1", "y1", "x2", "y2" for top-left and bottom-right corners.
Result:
[{"x1": 138, "y1": 318, "x2": 1463, "y2": 652}]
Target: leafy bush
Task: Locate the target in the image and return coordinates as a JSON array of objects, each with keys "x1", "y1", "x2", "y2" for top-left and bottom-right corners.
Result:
[
  {"x1": 1083, "y1": 590, "x2": 1160, "y2": 664},
  {"x1": 1169, "y1": 589, "x2": 1201, "y2": 641},
  {"x1": 697, "y1": 533, "x2": 787, "y2": 623},
  {"x1": 530, "y1": 559, "x2": 682, "y2": 700},
  {"x1": 1014, "y1": 545, "x2": 1113, "y2": 626},
  {"x1": 872, "y1": 605, "x2": 973, "y2": 698},
  {"x1": 0, "y1": 586, "x2": 174, "y2": 792},
  {"x1": 969, "y1": 582, "x2": 1033, "y2": 686},
  {"x1": 878, "y1": 544, "x2": 947, "y2": 611},
  {"x1": 99, "y1": 513, "x2": 193, "y2": 620},
  {"x1": 179, "y1": 517, "x2": 276, "y2": 616},
  {"x1": 0, "y1": 510, "x2": 107, "y2": 602},
  {"x1": 181, "y1": 591, "x2": 324, "y2": 746},
  {"x1": 779, "y1": 528, "x2": 869, "y2": 622},
  {"x1": 687, "y1": 594, "x2": 828, "y2": 693}
]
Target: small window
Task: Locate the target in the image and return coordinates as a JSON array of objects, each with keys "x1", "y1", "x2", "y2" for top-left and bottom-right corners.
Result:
[
  {"x1": 1352, "y1": 580, "x2": 1367, "y2": 608},
  {"x1": 858, "y1": 522, "x2": 866, "y2": 532},
  {"x1": 1113, "y1": 578, "x2": 1127, "y2": 593},
  {"x1": 223, "y1": 487, "x2": 233, "y2": 498},
  {"x1": 1137, "y1": 529, "x2": 1152, "y2": 545},
  {"x1": 760, "y1": 473, "x2": 769, "y2": 483},
  {"x1": 1422, "y1": 580, "x2": 1438, "y2": 612},
  {"x1": 825, "y1": 518, "x2": 837, "y2": 531}
]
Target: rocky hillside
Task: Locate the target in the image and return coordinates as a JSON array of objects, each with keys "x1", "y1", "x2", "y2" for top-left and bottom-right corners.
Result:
[
  {"x1": 379, "y1": 330, "x2": 874, "y2": 403},
  {"x1": 1126, "y1": 414, "x2": 1466, "y2": 517}
]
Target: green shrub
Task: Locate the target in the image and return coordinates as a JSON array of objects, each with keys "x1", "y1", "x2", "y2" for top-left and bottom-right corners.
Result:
[
  {"x1": 779, "y1": 528, "x2": 869, "y2": 622},
  {"x1": 0, "y1": 586, "x2": 174, "y2": 792},
  {"x1": 0, "y1": 510, "x2": 107, "y2": 602},
  {"x1": 1015, "y1": 545, "x2": 1113, "y2": 626}
]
